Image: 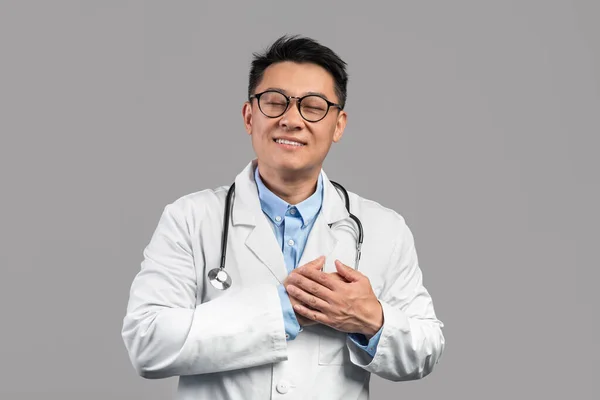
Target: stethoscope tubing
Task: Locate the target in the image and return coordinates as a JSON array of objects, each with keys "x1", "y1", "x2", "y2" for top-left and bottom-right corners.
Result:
[{"x1": 211, "y1": 180, "x2": 363, "y2": 290}]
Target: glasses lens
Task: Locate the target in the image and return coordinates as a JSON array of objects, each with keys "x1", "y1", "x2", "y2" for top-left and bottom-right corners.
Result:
[
  {"x1": 258, "y1": 91, "x2": 288, "y2": 117},
  {"x1": 300, "y1": 96, "x2": 329, "y2": 121}
]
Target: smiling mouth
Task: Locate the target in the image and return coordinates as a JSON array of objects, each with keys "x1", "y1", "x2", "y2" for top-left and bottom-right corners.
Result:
[{"x1": 274, "y1": 138, "x2": 306, "y2": 147}]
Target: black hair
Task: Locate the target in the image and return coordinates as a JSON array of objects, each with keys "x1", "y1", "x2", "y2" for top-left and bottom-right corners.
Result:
[{"x1": 248, "y1": 35, "x2": 348, "y2": 109}]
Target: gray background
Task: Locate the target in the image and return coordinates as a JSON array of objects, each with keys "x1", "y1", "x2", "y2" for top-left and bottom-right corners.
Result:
[{"x1": 0, "y1": 0, "x2": 597, "y2": 399}]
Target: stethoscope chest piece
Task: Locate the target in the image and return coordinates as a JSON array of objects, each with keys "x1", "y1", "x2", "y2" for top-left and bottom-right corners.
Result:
[{"x1": 208, "y1": 268, "x2": 232, "y2": 290}]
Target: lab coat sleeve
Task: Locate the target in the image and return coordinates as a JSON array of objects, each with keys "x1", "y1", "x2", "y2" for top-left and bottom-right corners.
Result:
[
  {"x1": 346, "y1": 215, "x2": 445, "y2": 381},
  {"x1": 121, "y1": 200, "x2": 288, "y2": 379},
  {"x1": 348, "y1": 327, "x2": 383, "y2": 357}
]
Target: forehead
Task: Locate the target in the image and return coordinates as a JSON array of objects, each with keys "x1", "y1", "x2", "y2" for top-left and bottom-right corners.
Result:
[{"x1": 256, "y1": 61, "x2": 337, "y2": 99}]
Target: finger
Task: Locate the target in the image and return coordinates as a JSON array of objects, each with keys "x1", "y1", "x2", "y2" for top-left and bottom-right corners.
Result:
[
  {"x1": 304, "y1": 256, "x2": 326, "y2": 270},
  {"x1": 286, "y1": 284, "x2": 331, "y2": 313},
  {"x1": 328, "y1": 272, "x2": 350, "y2": 283},
  {"x1": 284, "y1": 258, "x2": 322, "y2": 285},
  {"x1": 293, "y1": 303, "x2": 332, "y2": 326},
  {"x1": 288, "y1": 269, "x2": 335, "y2": 299},
  {"x1": 295, "y1": 314, "x2": 312, "y2": 327},
  {"x1": 296, "y1": 264, "x2": 338, "y2": 291},
  {"x1": 334, "y1": 259, "x2": 361, "y2": 282}
]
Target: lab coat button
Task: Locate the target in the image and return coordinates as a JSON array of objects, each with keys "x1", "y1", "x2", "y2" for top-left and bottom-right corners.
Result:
[{"x1": 276, "y1": 381, "x2": 290, "y2": 394}]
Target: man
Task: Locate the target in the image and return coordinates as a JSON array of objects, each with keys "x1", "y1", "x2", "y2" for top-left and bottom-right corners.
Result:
[{"x1": 122, "y1": 35, "x2": 445, "y2": 400}]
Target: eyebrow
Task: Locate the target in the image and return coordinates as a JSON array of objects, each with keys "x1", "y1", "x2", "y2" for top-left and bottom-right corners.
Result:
[{"x1": 265, "y1": 87, "x2": 331, "y2": 100}]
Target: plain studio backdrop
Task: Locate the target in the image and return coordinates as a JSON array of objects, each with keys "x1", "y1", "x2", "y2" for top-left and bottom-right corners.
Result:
[{"x1": 0, "y1": 1, "x2": 597, "y2": 399}]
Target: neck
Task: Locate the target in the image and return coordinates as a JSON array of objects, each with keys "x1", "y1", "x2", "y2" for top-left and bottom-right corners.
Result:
[{"x1": 257, "y1": 163, "x2": 320, "y2": 205}]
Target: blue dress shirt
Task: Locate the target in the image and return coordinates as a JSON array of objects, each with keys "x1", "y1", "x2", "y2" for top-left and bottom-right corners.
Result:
[{"x1": 254, "y1": 167, "x2": 382, "y2": 357}]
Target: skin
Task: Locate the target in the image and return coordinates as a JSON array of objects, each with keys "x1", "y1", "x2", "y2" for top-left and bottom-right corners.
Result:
[{"x1": 242, "y1": 61, "x2": 383, "y2": 338}]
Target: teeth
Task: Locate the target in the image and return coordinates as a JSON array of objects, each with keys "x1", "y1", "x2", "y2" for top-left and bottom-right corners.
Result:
[{"x1": 275, "y1": 139, "x2": 304, "y2": 146}]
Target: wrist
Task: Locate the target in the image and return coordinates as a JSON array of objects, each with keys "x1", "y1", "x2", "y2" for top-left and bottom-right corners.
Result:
[{"x1": 363, "y1": 301, "x2": 384, "y2": 339}]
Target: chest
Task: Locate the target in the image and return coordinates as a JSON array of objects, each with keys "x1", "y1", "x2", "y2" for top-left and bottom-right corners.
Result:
[{"x1": 191, "y1": 207, "x2": 386, "y2": 304}]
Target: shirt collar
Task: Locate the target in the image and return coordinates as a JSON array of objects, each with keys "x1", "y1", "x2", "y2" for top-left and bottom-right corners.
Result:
[{"x1": 254, "y1": 166, "x2": 323, "y2": 227}]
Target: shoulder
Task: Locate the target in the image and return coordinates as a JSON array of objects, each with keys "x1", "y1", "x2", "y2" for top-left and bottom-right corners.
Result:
[
  {"x1": 348, "y1": 190, "x2": 413, "y2": 241},
  {"x1": 349, "y1": 190, "x2": 407, "y2": 224},
  {"x1": 157, "y1": 185, "x2": 230, "y2": 224}
]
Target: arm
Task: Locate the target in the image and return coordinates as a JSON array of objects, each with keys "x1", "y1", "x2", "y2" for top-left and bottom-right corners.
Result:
[
  {"x1": 121, "y1": 201, "x2": 288, "y2": 379},
  {"x1": 346, "y1": 217, "x2": 446, "y2": 381}
]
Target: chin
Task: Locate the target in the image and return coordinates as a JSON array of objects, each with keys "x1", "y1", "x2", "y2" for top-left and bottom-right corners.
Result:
[{"x1": 270, "y1": 157, "x2": 311, "y2": 174}]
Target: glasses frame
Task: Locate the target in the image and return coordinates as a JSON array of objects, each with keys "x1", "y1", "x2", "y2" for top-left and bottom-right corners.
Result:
[{"x1": 249, "y1": 89, "x2": 343, "y2": 122}]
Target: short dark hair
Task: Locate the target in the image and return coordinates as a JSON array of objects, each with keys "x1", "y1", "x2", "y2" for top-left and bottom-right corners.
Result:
[{"x1": 248, "y1": 35, "x2": 348, "y2": 109}]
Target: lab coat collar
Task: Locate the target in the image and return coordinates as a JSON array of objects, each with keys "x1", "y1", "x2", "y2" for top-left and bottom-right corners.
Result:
[{"x1": 231, "y1": 159, "x2": 349, "y2": 227}]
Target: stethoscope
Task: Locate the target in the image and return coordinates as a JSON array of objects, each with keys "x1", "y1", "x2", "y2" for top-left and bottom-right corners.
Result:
[{"x1": 208, "y1": 181, "x2": 364, "y2": 290}]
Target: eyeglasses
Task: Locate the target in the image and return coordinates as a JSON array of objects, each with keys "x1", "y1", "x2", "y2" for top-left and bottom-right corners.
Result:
[{"x1": 249, "y1": 90, "x2": 342, "y2": 122}]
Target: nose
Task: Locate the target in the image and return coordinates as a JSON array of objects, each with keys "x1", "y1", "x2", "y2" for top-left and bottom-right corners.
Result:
[{"x1": 279, "y1": 98, "x2": 304, "y2": 130}]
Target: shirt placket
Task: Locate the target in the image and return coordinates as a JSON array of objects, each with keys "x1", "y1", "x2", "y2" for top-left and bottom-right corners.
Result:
[{"x1": 283, "y1": 206, "x2": 303, "y2": 272}]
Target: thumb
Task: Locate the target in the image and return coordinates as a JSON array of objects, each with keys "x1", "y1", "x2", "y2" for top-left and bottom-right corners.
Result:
[{"x1": 335, "y1": 260, "x2": 360, "y2": 281}]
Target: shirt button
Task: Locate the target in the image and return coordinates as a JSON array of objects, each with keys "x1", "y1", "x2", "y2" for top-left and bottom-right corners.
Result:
[
  {"x1": 290, "y1": 209, "x2": 296, "y2": 215},
  {"x1": 285, "y1": 334, "x2": 290, "y2": 339},
  {"x1": 287, "y1": 239, "x2": 295, "y2": 246},
  {"x1": 276, "y1": 381, "x2": 290, "y2": 394},
  {"x1": 275, "y1": 216, "x2": 282, "y2": 222}
]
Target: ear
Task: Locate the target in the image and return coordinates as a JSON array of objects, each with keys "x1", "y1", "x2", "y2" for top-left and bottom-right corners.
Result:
[
  {"x1": 242, "y1": 102, "x2": 253, "y2": 135},
  {"x1": 332, "y1": 110, "x2": 347, "y2": 143}
]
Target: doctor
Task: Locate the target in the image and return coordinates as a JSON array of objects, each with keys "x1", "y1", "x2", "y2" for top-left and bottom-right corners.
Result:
[{"x1": 122, "y1": 35, "x2": 445, "y2": 399}]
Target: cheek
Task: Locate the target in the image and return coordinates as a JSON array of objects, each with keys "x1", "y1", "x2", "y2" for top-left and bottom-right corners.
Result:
[
  {"x1": 314, "y1": 126, "x2": 337, "y2": 145},
  {"x1": 252, "y1": 118, "x2": 277, "y2": 137}
]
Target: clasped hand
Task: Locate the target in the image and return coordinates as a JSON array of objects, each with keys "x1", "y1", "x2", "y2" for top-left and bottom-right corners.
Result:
[{"x1": 283, "y1": 256, "x2": 383, "y2": 338}]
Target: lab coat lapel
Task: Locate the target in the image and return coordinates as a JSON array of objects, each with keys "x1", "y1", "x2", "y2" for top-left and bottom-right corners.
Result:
[
  {"x1": 231, "y1": 160, "x2": 288, "y2": 283},
  {"x1": 298, "y1": 170, "x2": 349, "y2": 272},
  {"x1": 245, "y1": 217, "x2": 287, "y2": 283},
  {"x1": 229, "y1": 161, "x2": 350, "y2": 280},
  {"x1": 297, "y1": 215, "x2": 336, "y2": 271}
]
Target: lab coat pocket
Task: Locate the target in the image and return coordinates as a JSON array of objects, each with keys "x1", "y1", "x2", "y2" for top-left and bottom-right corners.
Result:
[{"x1": 318, "y1": 326, "x2": 349, "y2": 365}]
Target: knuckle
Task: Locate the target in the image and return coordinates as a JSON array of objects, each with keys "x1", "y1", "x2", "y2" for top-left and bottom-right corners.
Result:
[{"x1": 344, "y1": 304, "x2": 353, "y2": 316}]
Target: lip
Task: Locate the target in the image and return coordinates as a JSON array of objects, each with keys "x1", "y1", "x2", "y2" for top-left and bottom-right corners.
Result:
[
  {"x1": 273, "y1": 136, "x2": 307, "y2": 146},
  {"x1": 273, "y1": 140, "x2": 306, "y2": 150}
]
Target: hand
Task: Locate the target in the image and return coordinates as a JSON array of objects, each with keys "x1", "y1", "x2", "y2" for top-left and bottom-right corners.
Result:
[
  {"x1": 285, "y1": 259, "x2": 384, "y2": 337},
  {"x1": 283, "y1": 257, "x2": 327, "y2": 328}
]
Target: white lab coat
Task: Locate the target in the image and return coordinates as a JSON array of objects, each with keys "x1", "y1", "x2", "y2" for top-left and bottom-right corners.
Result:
[{"x1": 121, "y1": 159, "x2": 445, "y2": 400}]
